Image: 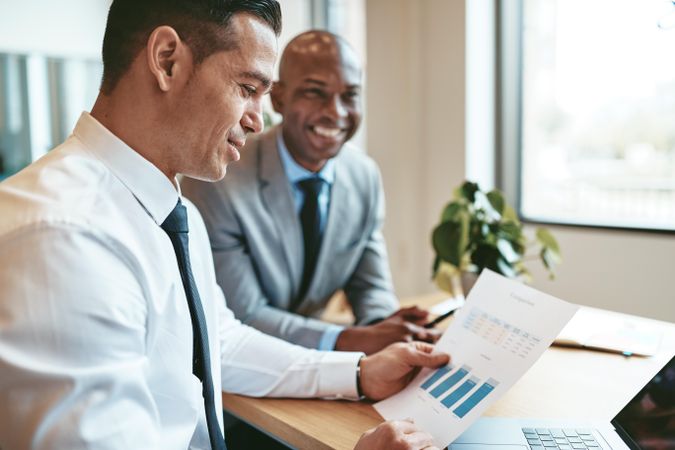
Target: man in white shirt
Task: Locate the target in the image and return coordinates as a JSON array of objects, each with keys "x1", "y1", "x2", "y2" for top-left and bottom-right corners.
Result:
[{"x1": 0, "y1": 1, "x2": 448, "y2": 449}]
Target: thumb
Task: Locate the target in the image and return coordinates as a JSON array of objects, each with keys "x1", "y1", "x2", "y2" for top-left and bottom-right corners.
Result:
[
  {"x1": 401, "y1": 305, "x2": 429, "y2": 318},
  {"x1": 398, "y1": 306, "x2": 429, "y2": 324},
  {"x1": 405, "y1": 342, "x2": 450, "y2": 368}
]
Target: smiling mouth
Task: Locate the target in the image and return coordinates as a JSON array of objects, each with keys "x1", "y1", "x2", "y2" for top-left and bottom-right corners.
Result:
[
  {"x1": 227, "y1": 137, "x2": 245, "y2": 151},
  {"x1": 310, "y1": 125, "x2": 347, "y2": 139}
]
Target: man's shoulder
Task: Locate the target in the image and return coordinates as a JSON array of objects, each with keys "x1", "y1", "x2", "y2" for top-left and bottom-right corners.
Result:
[
  {"x1": 0, "y1": 137, "x2": 129, "y2": 238},
  {"x1": 334, "y1": 142, "x2": 382, "y2": 186}
]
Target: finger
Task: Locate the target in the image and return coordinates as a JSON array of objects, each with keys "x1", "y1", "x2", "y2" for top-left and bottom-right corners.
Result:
[
  {"x1": 408, "y1": 324, "x2": 441, "y2": 342},
  {"x1": 410, "y1": 341, "x2": 435, "y2": 353},
  {"x1": 412, "y1": 327, "x2": 442, "y2": 343},
  {"x1": 405, "y1": 343, "x2": 451, "y2": 368},
  {"x1": 403, "y1": 430, "x2": 436, "y2": 448},
  {"x1": 386, "y1": 419, "x2": 419, "y2": 434}
]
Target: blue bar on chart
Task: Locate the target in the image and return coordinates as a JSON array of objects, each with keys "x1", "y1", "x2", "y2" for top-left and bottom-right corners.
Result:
[
  {"x1": 420, "y1": 364, "x2": 454, "y2": 390},
  {"x1": 453, "y1": 378, "x2": 499, "y2": 418},
  {"x1": 441, "y1": 376, "x2": 479, "y2": 408},
  {"x1": 430, "y1": 365, "x2": 471, "y2": 398}
]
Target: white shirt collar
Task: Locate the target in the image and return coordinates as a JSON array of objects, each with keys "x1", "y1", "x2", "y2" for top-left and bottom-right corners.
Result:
[{"x1": 73, "y1": 112, "x2": 179, "y2": 225}]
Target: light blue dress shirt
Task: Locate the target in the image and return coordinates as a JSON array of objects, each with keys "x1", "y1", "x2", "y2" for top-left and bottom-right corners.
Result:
[{"x1": 277, "y1": 130, "x2": 345, "y2": 350}]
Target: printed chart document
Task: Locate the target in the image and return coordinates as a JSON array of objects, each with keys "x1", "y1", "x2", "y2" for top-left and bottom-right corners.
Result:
[{"x1": 374, "y1": 270, "x2": 578, "y2": 449}]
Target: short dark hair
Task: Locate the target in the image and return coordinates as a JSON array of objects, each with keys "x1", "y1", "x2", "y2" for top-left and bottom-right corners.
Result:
[{"x1": 100, "y1": 0, "x2": 282, "y2": 94}]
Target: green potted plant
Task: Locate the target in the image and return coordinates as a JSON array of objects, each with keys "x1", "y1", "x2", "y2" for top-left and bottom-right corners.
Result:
[{"x1": 432, "y1": 181, "x2": 561, "y2": 298}]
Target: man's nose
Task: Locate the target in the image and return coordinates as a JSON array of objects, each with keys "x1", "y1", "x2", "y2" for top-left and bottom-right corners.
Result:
[{"x1": 241, "y1": 100, "x2": 264, "y2": 134}]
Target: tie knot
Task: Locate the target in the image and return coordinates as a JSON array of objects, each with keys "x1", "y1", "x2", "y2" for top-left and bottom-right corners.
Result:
[
  {"x1": 161, "y1": 200, "x2": 189, "y2": 233},
  {"x1": 298, "y1": 177, "x2": 324, "y2": 197}
]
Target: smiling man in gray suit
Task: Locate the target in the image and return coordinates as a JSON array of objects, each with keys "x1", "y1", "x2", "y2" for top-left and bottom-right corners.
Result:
[{"x1": 182, "y1": 31, "x2": 439, "y2": 354}]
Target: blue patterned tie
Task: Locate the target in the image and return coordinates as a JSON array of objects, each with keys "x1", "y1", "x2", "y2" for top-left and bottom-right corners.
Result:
[{"x1": 161, "y1": 200, "x2": 226, "y2": 450}]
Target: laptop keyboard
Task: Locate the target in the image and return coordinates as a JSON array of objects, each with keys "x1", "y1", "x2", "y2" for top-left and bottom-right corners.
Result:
[{"x1": 522, "y1": 428, "x2": 605, "y2": 449}]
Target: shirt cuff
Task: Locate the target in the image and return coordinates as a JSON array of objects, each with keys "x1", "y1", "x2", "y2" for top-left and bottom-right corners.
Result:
[
  {"x1": 317, "y1": 351, "x2": 364, "y2": 400},
  {"x1": 318, "y1": 324, "x2": 345, "y2": 351}
]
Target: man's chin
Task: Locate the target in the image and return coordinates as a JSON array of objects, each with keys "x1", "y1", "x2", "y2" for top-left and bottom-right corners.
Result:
[
  {"x1": 184, "y1": 164, "x2": 228, "y2": 183},
  {"x1": 306, "y1": 136, "x2": 346, "y2": 154}
]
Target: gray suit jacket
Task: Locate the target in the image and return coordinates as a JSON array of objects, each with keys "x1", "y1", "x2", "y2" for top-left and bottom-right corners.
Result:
[{"x1": 182, "y1": 126, "x2": 398, "y2": 348}]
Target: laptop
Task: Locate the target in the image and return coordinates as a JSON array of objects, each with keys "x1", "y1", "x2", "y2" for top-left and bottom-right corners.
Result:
[{"x1": 450, "y1": 354, "x2": 675, "y2": 450}]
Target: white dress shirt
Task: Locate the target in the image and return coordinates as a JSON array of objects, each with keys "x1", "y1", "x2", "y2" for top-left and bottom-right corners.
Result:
[{"x1": 0, "y1": 113, "x2": 362, "y2": 450}]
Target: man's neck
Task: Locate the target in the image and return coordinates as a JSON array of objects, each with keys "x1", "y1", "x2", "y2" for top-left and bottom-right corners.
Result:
[{"x1": 91, "y1": 93, "x2": 177, "y2": 184}]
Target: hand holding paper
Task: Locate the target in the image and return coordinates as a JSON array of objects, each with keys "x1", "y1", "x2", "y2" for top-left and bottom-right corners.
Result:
[
  {"x1": 360, "y1": 342, "x2": 450, "y2": 400},
  {"x1": 374, "y1": 270, "x2": 579, "y2": 449}
]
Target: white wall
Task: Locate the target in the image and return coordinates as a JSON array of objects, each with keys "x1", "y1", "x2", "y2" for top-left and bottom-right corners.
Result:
[
  {"x1": 365, "y1": 0, "x2": 675, "y2": 323},
  {"x1": 528, "y1": 226, "x2": 675, "y2": 322},
  {"x1": 0, "y1": 0, "x2": 110, "y2": 58},
  {"x1": 365, "y1": 0, "x2": 466, "y2": 297},
  {"x1": 0, "y1": 0, "x2": 313, "y2": 61}
]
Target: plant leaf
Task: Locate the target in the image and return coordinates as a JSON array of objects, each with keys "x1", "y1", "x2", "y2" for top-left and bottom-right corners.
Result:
[
  {"x1": 502, "y1": 205, "x2": 520, "y2": 224},
  {"x1": 432, "y1": 255, "x2": 441, "y2": 277},
  {"x1": 471, "y1": 243, "x2": 500, "y2": 272},
  {"x1": 486, "y1": 189, "x2": 505, "y2": 216},
  {"x1": 440, "y1": 201, "x2": 465, "y2": 222},
  {"x1": 536, "y1": 228, "x2": 560, "y2": 254},
  {"x1": 541, "y1": 248, "x2": 561, "y2": 279},
  {"x1": 496, "y1": 257, "x2": 518, "y2": 278},
  {"x1": 459, "y1": 181, "x2": 480, "y2": 203},
  {"x1": 497, "y1": 238, "x2": 520, "y2": 263},
  {"x1": 433, "y1": 180, "x2": 561, "y2": 285},
  {"x1": 432, "y1": 220, "x2": 467, "y2": 267}
]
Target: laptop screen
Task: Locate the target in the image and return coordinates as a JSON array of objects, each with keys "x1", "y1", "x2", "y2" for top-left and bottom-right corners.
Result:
[{"x1": 611, "y1": 355, "x2": 675, "y2": 450}]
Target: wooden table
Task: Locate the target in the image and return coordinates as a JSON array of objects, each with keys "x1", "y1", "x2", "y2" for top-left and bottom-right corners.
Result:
[{"x1": 222, "y1": 293, "x2": 675, "y2": 450}]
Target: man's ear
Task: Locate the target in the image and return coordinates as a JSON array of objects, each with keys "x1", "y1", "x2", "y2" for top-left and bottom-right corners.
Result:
[
  {"x1": 146, "y1": 26, "x2": 191, "y2": 92},
  {"x1": 270, "y1": 81, "x2": 284, "y2": 114}
]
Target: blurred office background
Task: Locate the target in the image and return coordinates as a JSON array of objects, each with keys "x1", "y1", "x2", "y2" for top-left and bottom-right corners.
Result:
[{"x1": 1, "y1": 0, "x2": 673, "y2": 321}]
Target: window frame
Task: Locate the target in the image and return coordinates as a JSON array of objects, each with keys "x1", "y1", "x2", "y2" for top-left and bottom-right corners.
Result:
[{"x1": 496, "y1": 0, "x2": 675, "y2": 235}]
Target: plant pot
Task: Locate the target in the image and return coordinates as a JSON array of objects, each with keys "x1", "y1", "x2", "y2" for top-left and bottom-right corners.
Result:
[
  {"x1": 460, "y1": 271, "x2": 479, "y2": 297},
  {"x1": 429, "y1": 271, "x2": 479, "y2": 316},
  {"x1": 433, "y1": 264, "x2": 479, "y2": 300}
]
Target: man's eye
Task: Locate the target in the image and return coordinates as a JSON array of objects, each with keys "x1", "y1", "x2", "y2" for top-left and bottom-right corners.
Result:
[
  {"x1": 304, "y1": 88, "x2": 325, "y2": 98},
  {"x1": 241, "y1": 85, "x2": 256, "y2": 98},
  {"x1": 343, "y1": 91, "x2": 359, "y2": 101}
]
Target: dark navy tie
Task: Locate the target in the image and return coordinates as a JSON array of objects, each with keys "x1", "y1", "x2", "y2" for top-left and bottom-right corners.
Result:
[
  {"x1": 296, "y1": 178, "x2": 325, "y2": 304},
  {"x1": 161, "y1": 200, "x2": 226, "y2": 450}
]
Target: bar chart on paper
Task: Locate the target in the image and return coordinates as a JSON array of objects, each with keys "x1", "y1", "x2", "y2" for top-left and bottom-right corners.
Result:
[{"x1": 420, "y1": 363, "x2": 500, "y2": 418}]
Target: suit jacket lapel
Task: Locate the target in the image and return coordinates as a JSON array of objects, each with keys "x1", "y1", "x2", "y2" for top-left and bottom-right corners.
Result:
[
  {"x1": 305, "y1": 156, "x2": 352, "y2": 299},
  {"x1": 258, "y1": 128, "x2": 303, "y2": 298}
]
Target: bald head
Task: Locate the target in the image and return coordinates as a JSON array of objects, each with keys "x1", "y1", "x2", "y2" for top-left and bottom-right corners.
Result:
[
  {"x1": 271, "y1": 30, "x2": 363, "y2": 172},
  {"x1": 278, "y1": 30, "x2": 361, "y2": 83}
]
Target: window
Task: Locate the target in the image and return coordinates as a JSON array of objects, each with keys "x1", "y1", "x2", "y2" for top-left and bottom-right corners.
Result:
[
  {"x1": 0, "y1": 55, "x2": 30, "y2": 179},
  {"x1": 500, "y1": 0, "x2": 675, "y2": 232},
  {"x1": 0, "y1": 53, "x2": 101, "y2": 180},
  {"x1": 0, "y1": 1, "x2": 367, "y2": 178}
]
